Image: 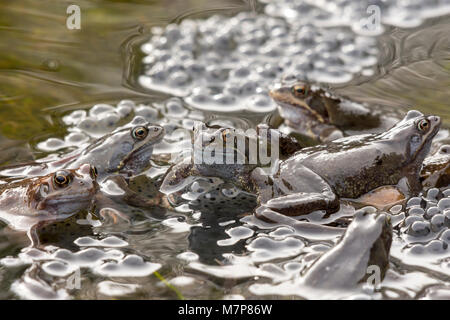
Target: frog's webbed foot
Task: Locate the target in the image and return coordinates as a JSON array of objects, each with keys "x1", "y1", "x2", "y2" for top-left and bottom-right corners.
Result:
[
  {"x1": 396, "y1": 174, "x2": 422, "y2": 198},
  {"x1": 159, "y1": 161, "x2": 197, "y2": 195}
]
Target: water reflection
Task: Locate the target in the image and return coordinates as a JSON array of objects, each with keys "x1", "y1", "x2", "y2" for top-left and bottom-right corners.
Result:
[{"x1": 0, "y1": 0, "x2": 449, "y2": 300}]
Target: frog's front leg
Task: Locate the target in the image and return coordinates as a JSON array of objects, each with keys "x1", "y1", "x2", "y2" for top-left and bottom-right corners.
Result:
[
  {"x1": 256, "y1": 124, "x2": 303, "y2": 158},
  {"x1": 251, "y1": 165, "x2": 339, "y2": 220},
  {"x1": 310, "y1": 122, "x2": 344, "y2": 142}
]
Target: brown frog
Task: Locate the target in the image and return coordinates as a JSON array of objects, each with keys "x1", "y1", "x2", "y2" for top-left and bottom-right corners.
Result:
[
  {"x1": 0, "y1": 164, "x2": 98, "y2": 233},
  {"x1": 269, "y1": 80, "x2": 399, "y2": 145}
]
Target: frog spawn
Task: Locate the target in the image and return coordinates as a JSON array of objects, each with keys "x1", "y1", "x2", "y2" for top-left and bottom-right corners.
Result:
[
  {"x1": 40, "y1": 99, "x2": 178, "y2": 150},
  {"x1": 186, "y1": 207, "x2": 379, "y2": 299},
  {"x1": 26, "y1": 101, "x2": 450, "y2": 299},
  {"x1": 1, "y1": 155, "x2": 448, "y2": 300},
  {"x1": 2, "y1": 1, "x2": 450, "y2": 301},
  {"x1": 0, "y1": 238, "x2": 161, "y2": 300},
  {"x1": 38, "y1": 98, "x2": 253, "y2": 168},
  {"x1": 140, "y1": 12, "x2": 379, "y2": 113},
  {"x1": 389, "y1": 187, "x2": 450, "y2": 277},
  {"x1": 262, "y1": 0, "x2": 450, "y2": 34},
  {"x1": 184, "y1": 197, "x2": 450, "y2": 299},
  {"x1": 188, "y1": 182, "x2": 257, "y2": 215}
]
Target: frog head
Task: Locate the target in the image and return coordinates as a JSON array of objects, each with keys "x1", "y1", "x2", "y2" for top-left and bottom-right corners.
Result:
[
  {"x1": 78, "y1": 116, "x2": 164, "y2": 180},
  {"x1": 269, "y1": 81, "x2": 328, "y2": 124},
  {"x1": 30, "y1": 164, "x2": 99, "y2": 215},
  {"x1": 378, "y1": 110, "x2": 441, "y2": 168}
]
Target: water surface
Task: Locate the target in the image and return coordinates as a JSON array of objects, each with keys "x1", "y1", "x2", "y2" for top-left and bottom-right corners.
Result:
[{"x1": 0, "y1": 0, "x2": 449, "y2": 300}]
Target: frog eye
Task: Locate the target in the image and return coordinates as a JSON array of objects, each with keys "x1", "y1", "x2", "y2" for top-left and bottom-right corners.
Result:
[
  {"x1": 90, "y1": 166, "x2": 98, "y2": 180},
  {"x1": 53, "y1": 171, "x2": 72, "y2": 187},
  {"x1": 132, "y1": 126, "x2": 149, "y2": 140},
  {"x1": 291, "y1": 85, "x2": 308, "y2": 97},
  {"x1": 417, "y1": 119, "x2": 430, "y2": 132}
]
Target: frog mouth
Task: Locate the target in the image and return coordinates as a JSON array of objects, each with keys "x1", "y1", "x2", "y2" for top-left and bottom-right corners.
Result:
[
  {"x1": 36, "y1": 180, "x2": 99, "y2": 212},
  {"x1": 44, "y1": 194, "x2": 93, "y2": 204},
  {"x1": 36, "y1": 191, "x2": 96, "y2": 214}
]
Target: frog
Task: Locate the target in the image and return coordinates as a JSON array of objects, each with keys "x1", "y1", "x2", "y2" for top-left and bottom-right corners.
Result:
[
  {"x1": 159, "y1": 122, "x2": 303, "y2": 204},
  {"x1": 160, "y1": 110, "x2": 440, "y2": 221},
  {"x1": 269, "y1": 80, "x2": 400, "y2": 145},
  {"x1": 0, "y1": 116, "x2": 165, "y2": 183},
  {"x1": 0, "y1": 163, "x2": 99, "y2": 234},
  {"x1": 302, "y1": 209, "x2": 392, "y2": 289},
  {"x1": 420, "y1": 144, "x2": 450, "y2": 189}
]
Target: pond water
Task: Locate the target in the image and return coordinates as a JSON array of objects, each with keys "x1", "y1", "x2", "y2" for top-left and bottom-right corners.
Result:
[{"x1": 0, "y1": 0, "x2": 449, "y2": 299}]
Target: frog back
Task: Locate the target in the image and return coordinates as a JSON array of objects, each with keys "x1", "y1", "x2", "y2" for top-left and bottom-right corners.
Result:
[{"x1": 285, "y1": 138, "x2": 409, "y2": 198}]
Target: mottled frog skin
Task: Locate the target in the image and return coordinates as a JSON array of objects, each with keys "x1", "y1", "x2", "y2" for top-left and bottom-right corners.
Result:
[
  {"x1": 160, "y1": 123, "x2": 302, "y2": 200},
  {"x1": 269, "y1": 81, "x2": 398, "y2": 144},
  {"x1": 303, "y1": 210, "x2": 392, "y2": 288},
  {"x1": 161, "y1": 111, "x2": 440, "y2": 221},
  {"x1": 420, "y1": 144, "x2": 450, "y2": 189},
  {"x1": 0, "y1": 164, "x2": 98, "y2": 232},
  {"x1": 0, "y1": 116, "x2": 164, "y2": 182}
]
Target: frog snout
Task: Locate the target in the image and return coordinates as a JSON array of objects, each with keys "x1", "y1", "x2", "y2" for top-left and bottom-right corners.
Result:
[
  {"x1": 268, "y1": 85, "x2": 289, "y2": 98},
  {"x1": 429, "y1": 116, "x2": 440, "y2": 126}
]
